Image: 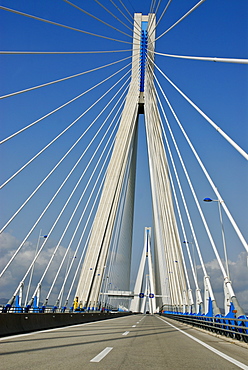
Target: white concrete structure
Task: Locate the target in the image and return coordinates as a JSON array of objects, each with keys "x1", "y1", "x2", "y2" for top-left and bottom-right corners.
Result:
[
  {"x1": 75, "y1": 13, "x2": 143, "y2": 308},
  {"x1": 130, "y1": 228, "x2": 156, "y2": 314},
  {"x1": 75, "y1": 13, "x2": 188, "y2": 312}
]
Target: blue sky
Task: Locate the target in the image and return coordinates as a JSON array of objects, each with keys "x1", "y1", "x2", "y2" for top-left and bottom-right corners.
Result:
[{"x1": 0, "y1": 0, "x2": 247, "y2": 310}]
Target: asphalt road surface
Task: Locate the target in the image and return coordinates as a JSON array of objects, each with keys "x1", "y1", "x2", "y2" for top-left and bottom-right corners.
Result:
[{"x1": 1, "y1": 314, "x2": 248, "y2": 369}]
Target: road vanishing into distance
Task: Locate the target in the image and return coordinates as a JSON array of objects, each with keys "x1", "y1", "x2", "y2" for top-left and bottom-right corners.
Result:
[{"x1": 1, "y1": 315, "x2": 248, "y2": 369}]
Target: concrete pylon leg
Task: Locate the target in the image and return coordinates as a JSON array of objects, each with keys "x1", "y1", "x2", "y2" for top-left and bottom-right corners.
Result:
[
  {"x1": 75, "y1": 12, "x2": 187, "y2": 313},
  {"x1": 75, "y1": 14, "x2": 150, "y2": 308},
  {"x1": 130, "y1": 228, "x2": 156, "y2": 313}
]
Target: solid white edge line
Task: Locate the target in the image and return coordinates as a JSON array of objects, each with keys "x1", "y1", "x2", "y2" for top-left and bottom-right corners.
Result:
[
  {"x1": 157, "y1": 317, "x2": 248, "y2": 370},
  {"x1": 90, "y1": 347, "x2": 113, "y2": 362},
  {"x1": 0, "y1": 315, "x2": 125, "y2": 342}
]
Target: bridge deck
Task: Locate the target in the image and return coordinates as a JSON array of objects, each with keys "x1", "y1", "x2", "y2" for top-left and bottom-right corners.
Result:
[{"x1": 1, "y1": 315, "x2": 248, "y2": 369}]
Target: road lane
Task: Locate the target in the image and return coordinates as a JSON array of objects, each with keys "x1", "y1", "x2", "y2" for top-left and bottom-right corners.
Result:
[
  {"x1": 157, "y1": 316, "x2": 248, "y2": 368},
  {"x1": 1, "y1": 314, "x2": 247, "y2": 369}
]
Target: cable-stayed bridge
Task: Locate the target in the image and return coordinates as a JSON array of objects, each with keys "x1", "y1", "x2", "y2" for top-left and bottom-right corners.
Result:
[{"x1": 0, "y1": 0, "x2": 248, "y2": 359}]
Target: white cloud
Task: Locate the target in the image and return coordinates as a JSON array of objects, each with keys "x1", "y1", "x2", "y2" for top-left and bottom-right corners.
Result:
[
  {"x1": 195, "y1": 251, "x2": 248, "y2": 313},
  {"x1": 1, "y1": 232, "x2": 247, "y2": 314},
  {"x1": 0, "y1": 232, "x2": 76, "y2": 305}
]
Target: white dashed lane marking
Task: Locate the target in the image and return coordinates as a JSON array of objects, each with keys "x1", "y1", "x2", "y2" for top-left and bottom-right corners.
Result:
[
  {"x1": 90, "y1": 347, "x2": 113, "y2": 363},
  {"x1": 122, "y1": 331, "x2": 129, "y2": 336}
]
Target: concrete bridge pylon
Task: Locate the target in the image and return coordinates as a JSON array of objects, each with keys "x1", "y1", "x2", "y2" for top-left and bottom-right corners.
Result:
[{"x1": 75, "y1": 13, "x2": 188, "y2": 312}]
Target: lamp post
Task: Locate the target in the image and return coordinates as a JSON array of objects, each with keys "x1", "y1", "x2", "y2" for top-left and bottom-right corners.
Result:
[
  {"x1": 60, "y1": 253, "x2": 76, "y2": 309},
  {"x1": 203, "y1": 198, "x2": 230, "y2": 279},
  {"x1": 24, "y1": 230, "x2": 47, "y2": 306},
  {"x1": 203, "y1": 199, "x2": 246, "y2": 317}
]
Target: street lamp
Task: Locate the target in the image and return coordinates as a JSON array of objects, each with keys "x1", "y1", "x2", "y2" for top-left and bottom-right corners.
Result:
[
  {"x1": 24, "y1": 230, "x2": 47, "y2": 306},
  {"x1": 60, "y1": 253, "x2": 76, "y2": 309},
  {"x1": 203, "y1": 197, "x2": 230, "y2": 279}
]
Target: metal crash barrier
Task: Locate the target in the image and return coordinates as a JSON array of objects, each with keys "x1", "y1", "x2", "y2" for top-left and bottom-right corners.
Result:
[{"x1": 162, "y1": 313, "x2": 248, "y2": 343}]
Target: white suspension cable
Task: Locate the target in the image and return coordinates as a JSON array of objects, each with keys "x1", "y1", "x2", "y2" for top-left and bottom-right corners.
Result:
[
  {"x1": 109, "y1": 0, "x2": 140, "y2": 40},
  {"x1": 0, "y1": 73, "x2": 132, "y2": 276},
  {"x1": 0, "y1": 55, "x2": 131, "y2": 100},
  {"x1": 62, "y1": 0, "x2": 134, "y2": 40},
  {"x1": 150, "y1": 85, "x2": 194, "y2": 297},
  {"x1": 151, "y1": 83, "x2": 215, "y2": 302},
  {"x1": 65, "y1": 168, "x2": 107, "y2": 304},
  {"x1": 12, "y1": 97, "x2": 123, "y2": 299},
  {"x1": 45, "y1": 111, "x2": 121, "y2": 301},
  {"x1": 24, "y1": 229, "x2": 42, "y2": 306},
  {"x1": 0, "y1": 49, "x2": 132, "y2": 55},
  {"x1": 105, "y1": 0, "x2": 141, "y2": 37},
  {"x1": 92, "y1": 0, "x2": 134, "y2": 32},
  {"x1": 155, "y1": 0, "x2": 206, "y2": 41},
  {"x1": 66, "y1": 148, "x2": 116, "y2": 305},
  {"x1": 45, "y1": 80, "x2": 130, "y2": 301},
  {"x1": 109, "y1": 0, "x2": 133, "y2": 27},
  {"x1": 0, "y1": 58, "x2": 132, "y2": 145},
  {"x1": 154, "y1": 0, "x2": 163, "y2": 15},
  {"x1": 145, "y1": 63, "x2": 175, "y2": 305},
  {"x1": 105, "y1": 127, "x2": 136, "y2": 296},
  {"x1": 68, "y1": 66, "x2": 139, "y2": 304},
  {"x1": 146, "y1": 64, "x2": 203, "y2": 305},
  {"x1": 65, "y1": 229, "x2": 92, "y2": 305},
  {"x1": 153, "y1": 62, "x2": 248, "y2": 160},
  {"x1": 62, "y1": 123, "x2": 123, "y2": 305},
  {"x1": 155, "y1": 81, "x2": 202, "y2": 296},
  {"x1": 32, "y1": 145, "x2": 103, "y2": 299},
  {"x1": 147, "y1": 0, "x2": 166, "y2": 36},
  {"x1": 145, "y1": 64, "x2": 186, "y2": 308},
  {"x1": 117, "y1": 0, "x2": 134, "y2": 21},
  {"x1": 0, "y1": 81, "x2": 130, "y2": 263},
  {"x1": 63, "y1": 159, "x2": 109, "y2": 305},
  {"x1": 0, "y1": 63, "x2": 132, "y2": 189},
  {"x1": 155, "y1": 51, "x2": 248, "y2": 64},
  {"x1": 156, "y1": 0, "x2": 173, "y2": 28},
  {"x1": 153, "y1": 75, "x2": 238, "y2": 299},
  {"x1": 151, "y1": 59, "x2": 248, "y2": 251},
  {"x1": 57, "y1": 105, "x2": 125, "y2": 304},
  {"x1": 0, "y1": 6, "x2": 133, "y2": 44},
  {"x1": 149, "y1": 0, "x2": 156, "y2": 13},
  {"x1": 79, "y1": 100, "x2": 141, "y2": 304},
  {"x1": 147, "y1": 0, "x2": 173, "y2": 60}
]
